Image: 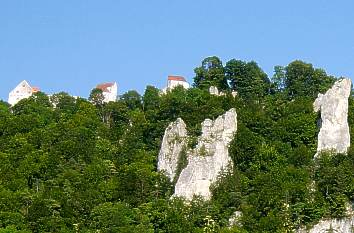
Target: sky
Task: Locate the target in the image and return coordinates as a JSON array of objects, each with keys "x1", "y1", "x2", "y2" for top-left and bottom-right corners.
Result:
[{"x1": 1, "y1": 0, "x2": 354, "y2": 101}]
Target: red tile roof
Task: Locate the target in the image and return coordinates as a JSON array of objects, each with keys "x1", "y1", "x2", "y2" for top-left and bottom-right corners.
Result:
[
  {"x1": 31, "y1": 87, "x2": 40, "y2": 93},
  {"x1": 168, "y1": 76, "x2": 186, "y2": 82},
  {"x1": 96, "y1": 83, "x2": 115, "y2": 92}
]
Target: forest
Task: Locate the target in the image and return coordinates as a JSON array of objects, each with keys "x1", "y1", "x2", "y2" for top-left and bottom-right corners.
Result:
[{"x1": 0, "y1": 57, "x2": 353, "y2": 232}]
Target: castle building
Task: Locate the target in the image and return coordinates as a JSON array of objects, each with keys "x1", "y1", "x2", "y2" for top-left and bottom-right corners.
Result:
[
  {"x1": 8, "y1": 80, "x2": 40, "y2": 106},
  {"x1": 96, "y1": 82, "x2": 118, "y2": 103},
  {"x1": 162, "y1": 76, "x2": 190, "y2": 93}
]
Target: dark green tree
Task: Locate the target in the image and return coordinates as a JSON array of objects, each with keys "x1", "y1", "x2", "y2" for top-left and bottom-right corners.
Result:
[
  {"x1": 272, "y1": 65, "x2": 286, "y2": 92},
  {"x1": 88, "y1": 202, "x2": 152, "y2": 233},
  {"x1": 285, "y1": 60, "x2": 335, "y2": 98},
  {"x1": 50, "y1": 92, "x2": 77, "y2": 114},
  {"x1": 89, "y1": 88, "x2": 105, "y2": 106},
  {"x1": 143, "y1": 85, "x2": 161, "y2": 112},
  {"x1": 225, "y1": 59, "x2": 270, "y2": 100},
  {"x1": 193, "y1": 56, "x2": 228, "y2": 90},
  {"x1": 121, "y1": 90, "x2": 142, "y2": 110}
]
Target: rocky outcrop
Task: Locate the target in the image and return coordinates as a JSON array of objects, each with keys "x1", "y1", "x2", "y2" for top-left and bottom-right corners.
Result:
[
  {"x1": 209, "y1": 86, "x2": 237, "y2": 98},
  {"x1": 174, "y1": 108, "x2": 237, "y2": 200},
  {"x1": 209, "y1": 86, "x2": 225, "y2": 96},
  {"x1": 314, "y1": 78, "x2": 351, "y2": 157},
  {"x1": 307, "y1": 78, "x2": 353, "y2": 231},
  {"x1": 298, "y1": 217, "x2": 354, "y2": 233},
  {"x1": 157, "y1": 118, "x2": 188, "y2": 181}
]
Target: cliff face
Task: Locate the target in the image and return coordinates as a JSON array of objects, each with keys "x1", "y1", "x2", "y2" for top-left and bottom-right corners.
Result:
[
  {"x1": 314, "y1": 78, "x2": 351, "y2": 157},
  {"x1": 157, "y1": 118, "x2": 188, "y2": 181},
  {"x1": 176, "y1": 109, "x2": 237, "y2": 200},
  {"x1": 209, "y1": 86, "x2": 237, "y2": 97},
  {"x1": 157, "y1": 79, "x2": 353, "y2": 229},
  {"x1": 299, "y1": 78, "x2": 353, "y2": 232},
  {"x1": 158, "y1": 109, "x2": 237, "y2": 200},
  {"x1": 298, "y1": 217, "x2": 354, "y2": 233}
]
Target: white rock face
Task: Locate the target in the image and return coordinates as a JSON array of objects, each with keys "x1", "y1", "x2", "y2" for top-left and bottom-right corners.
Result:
[
  {"x1": 174, "y1": 108, "x2": 237, "y2": 200},
  {"x1": 231, "y1": 91, "x2": 238, "y2": 98},
  {"x1": 305, "y1": 78, "x2": 353, "y2": 231},
  {"x1": 209, "y1": 86, "x2": 221, "y2": 96},
  {"x1": 209, "y1": 86, "x2": 237, "y2": 98},
  {"x1": 297, "y1": 217, "x2": 354, "y2": 233},
  {"x1": 314, "y1": 78, "x2": 351, "y2": 157},
  {"x1": 157, "y1": 118, "x2": 188, "y2": 181},
  {"x1": 209, "y1": 86, "x2": 227, "y2": 97}
]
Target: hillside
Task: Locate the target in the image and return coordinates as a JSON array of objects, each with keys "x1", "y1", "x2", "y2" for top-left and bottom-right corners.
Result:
[{"x1": 0, "y1": 57, "x2": 353, "y2": 233}]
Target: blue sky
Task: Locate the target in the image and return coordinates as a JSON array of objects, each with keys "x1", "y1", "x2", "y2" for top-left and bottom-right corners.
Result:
[{"x1": 1, "y1": 0, "x2": 354, "y2": 101}]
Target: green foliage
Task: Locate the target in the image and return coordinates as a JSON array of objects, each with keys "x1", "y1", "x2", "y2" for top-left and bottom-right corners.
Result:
[
  {"x1": 216, "y1": 75, "x2": 349, "y2": 232},
  {"x1": 143, "y1": 85, "x2": 161, "y2": 112},
  {"x1": 271, "y1": 65, "x2": 286, "y2": 92},
  {"x1": 173, "y1": 146, "x2": 188, "y2": 185},
  {"x1": 314, "y1": 152, "x2": 354, "y2": 217},
  {"x1": 193, "y1": 56, "x2": 228, "y2": 90},
  {"x1": 88, "y1": 88, "x2": 104, "y2": 106},
  {"x1": 0, "y1": 57, "x2": 350, "y2": 232},
  {"x1": 88, "y1": 202, "x2": 153, "y2": 233},
  {"x1": 0, "y1": 226, "x2": 31, "y2": 233},
  {"x1": 283, "y1": 60, "x2": 335, "y2": 99},
  {"x1": 225, "y1": 59, "x2": 270, "y2": 100},
  {"x1": 139, "y1": 197, "x2": 223, "y2": 233},
  {"x1": 121, "y1": 90, "x2": 142, "y2": 110}
]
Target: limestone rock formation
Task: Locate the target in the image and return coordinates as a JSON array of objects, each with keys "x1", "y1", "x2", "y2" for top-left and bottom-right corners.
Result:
[
  {"x1": 297, "y1": 217, "x2": 354, "y2": 233},
  {"x1": 174, "y1": 108, "x2": 237, "y2": 200},
  {"x1": 209, "y1": 86, "x2": 237, "y2": 97},
  {"x1": 209, "y1": 86, "x2": 224, "y2": 96},
  {"x1": 157, "y1": 118, "x2": 188, "y2": 181},
  {"x1": 314, "y1": 78, "x2": 351, "y2": 157},
  {"x1": 298, "y1": 78, "x2": 353, "y2": 232}
]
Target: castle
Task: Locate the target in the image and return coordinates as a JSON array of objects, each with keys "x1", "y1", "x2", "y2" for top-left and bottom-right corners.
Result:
[
  {"x1": 7, "y1": 76, "x2": 190, "y2": 106},
  {"x1": 162, "y1": 76, "x2": 190, "y2": 93},
  {"x1": 95, "y1": 82, "x2": 118, "y2": 103},
  {"x1": 8, "y1": 80, "x2": 40, "y2": 106}
]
